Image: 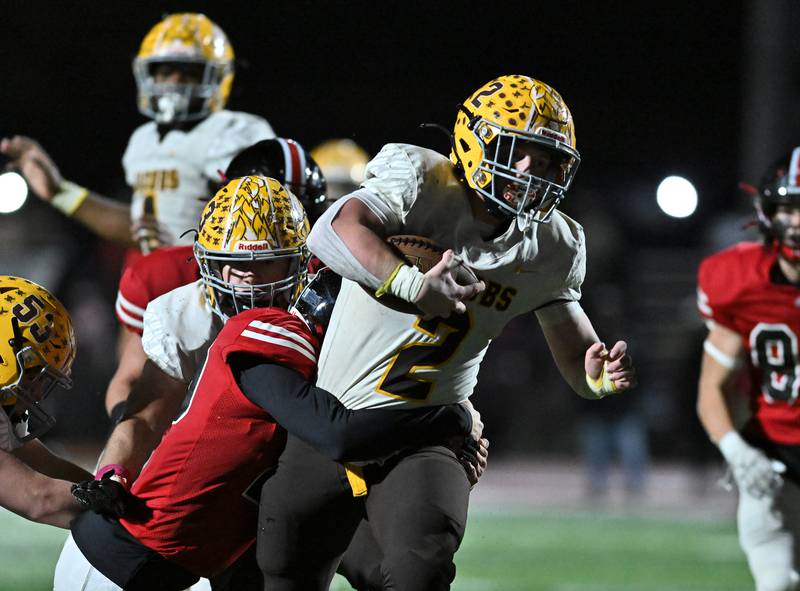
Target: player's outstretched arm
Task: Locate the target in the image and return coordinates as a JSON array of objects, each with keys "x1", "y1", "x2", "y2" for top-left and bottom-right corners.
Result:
[
  {"x1": 697, "y1": 323, "x2": 785, "y2": 498},
  {"x1": 0, "y1": 448, "x2": 84, "y2": 528},
  {"x1": 536, "y1": 301, "x2": 636, "y2": 398},
  {"x1": 104, "y1": 331, "x2": 148, "y2": 417},
  {"x1": 232, "y1": 356, "x2": 474, "y2": 462},
  {"x1": 1, "y1": 135, "x2": 134, "y2": 246},
  {"x1": 97, "y1": 360, "x2": 187, "y2": 482},
  {"x1": 12, "y1": 439, "x2": 92, "y2": 483}
]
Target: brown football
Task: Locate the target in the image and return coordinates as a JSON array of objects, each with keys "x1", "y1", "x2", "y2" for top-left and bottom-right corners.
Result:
[{"x1": 362, "y1": 235, "x2": 480, "y2": 314}]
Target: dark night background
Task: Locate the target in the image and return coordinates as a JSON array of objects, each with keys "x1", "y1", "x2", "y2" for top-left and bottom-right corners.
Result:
[{"x1": 3, "y1": 0, "x2": 800, "y2": 469}]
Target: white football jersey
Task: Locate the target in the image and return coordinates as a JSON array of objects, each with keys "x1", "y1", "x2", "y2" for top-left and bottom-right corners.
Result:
[
  {"x1": 314, "y1": 143, "x2": 585, "y2": 409},
  {"x1": 0, "y1": 408, "x2": 25, "y2": 452},
  {"x1": 141, "y1": 280, "x2": 222, "y2": 383},
  {"x1": 123, "y1": 110, "x2": 275, "y2": 246}
]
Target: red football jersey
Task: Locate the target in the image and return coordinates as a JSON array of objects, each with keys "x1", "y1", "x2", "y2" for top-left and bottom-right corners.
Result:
[
  {"x1": 115, "y1": 245, "x2": 199, "y2": 334},
  {"x1": 119, "y1": 307, "x2": 319, "y2": 576},
  {"x1": 698, "y1": 241, "x2": 800, "y2": 444}
]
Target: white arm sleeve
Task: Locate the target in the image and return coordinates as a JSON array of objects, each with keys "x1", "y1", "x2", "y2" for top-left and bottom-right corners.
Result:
[
  {"x1": 307, "y1": 191, "x2": 402, "y2": 289},
  {"x1": 141, "y1": 305, "x2": 187, "y2": 382}
]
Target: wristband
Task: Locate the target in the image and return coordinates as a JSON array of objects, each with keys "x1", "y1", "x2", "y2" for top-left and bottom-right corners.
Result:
[
  {"x1": 51, "y1": 180, "x2": 89, "y2": 216},
  {"x1": 376, "y1": 264, "x2": 425, "y2": 303},
  {"x1": 95, "y1": 463, "x2": 131, "y2": 490},
  {"x1": 585, "y1": 362, "x2": 618, "y2": 398},
  {"x1": 375, "y1": 262, "x2": 405, "y2": 298}
]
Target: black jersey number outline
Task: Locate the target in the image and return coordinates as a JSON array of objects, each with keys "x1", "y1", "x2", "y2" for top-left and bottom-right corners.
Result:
[
  {"x1": 12, "y1": 294, "x2": 52, "y2": 343},
  {"x1": 375, "y1": 312, "x2": 471, "y2": 401},
  {"x1": 749, "y1": 322, "x2": 800, "y2": 404}
]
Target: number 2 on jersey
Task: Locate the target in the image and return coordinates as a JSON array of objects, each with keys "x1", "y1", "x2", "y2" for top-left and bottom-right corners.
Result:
[
  {"x1": 750, "y1": 323, "x2": 800, "y2": 404},
  {"x1": 375, "y1": 313, "x2": 471, "y2": 401}
]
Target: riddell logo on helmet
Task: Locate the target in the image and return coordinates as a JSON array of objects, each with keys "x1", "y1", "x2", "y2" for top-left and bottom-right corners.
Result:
[
  {"x1": 534, "y1": 126, "x2": 567, "y2": 143},
  {"x1": 235, "y1": 241, "x2": 270, "y2": 252}
]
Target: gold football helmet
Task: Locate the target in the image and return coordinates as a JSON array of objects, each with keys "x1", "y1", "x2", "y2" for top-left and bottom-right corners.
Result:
[
  {"x1": 310, "y1": 139, "x2": 369, "y2": 202},
  {"x1": 133, "y1": 13, "x2": 234, "y2": 123},
  {"x1": 451, "y1": 75, "x2": 580, "y2": 226},
  {"x1": 194, "y1": 176, "x2": 310, "y2": 319},
  {"x1": 0, "y1": 276, "x2": 75, "y2": 442}
]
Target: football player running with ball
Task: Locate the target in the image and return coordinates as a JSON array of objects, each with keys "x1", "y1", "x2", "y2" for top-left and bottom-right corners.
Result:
[
  {"x1": 257, "y1": 74, "x2": 637, "y2": 590},
  {"x1": 1, "y1": 13, "x2": 274, "y2": 262},
  {"x1": 0, "y1": 276, "x2": 92, "y2": 527},
  {"x1": 697, "y1": 148, "x2": 800, "y2": 591},
  {"x1": 56, "y1": 177, "x2": 480, "y2": 591}
]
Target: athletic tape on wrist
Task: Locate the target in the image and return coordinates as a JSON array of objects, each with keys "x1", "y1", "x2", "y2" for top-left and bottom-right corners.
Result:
[
  {"x1": 375, "y1": 262, "x2": 405, "y2": 298},
  {"x1": 51, "y1": 180, "x2": 89, "y2": 216},
  {"x1": 95, "y1": 463, "x2": 131, "y2": 490},
  {"x1": 376, "y1": 264, "x2": 425, "y2": 303},
  {"x1": 585, "y1": 362, "x2": 618, "y2": 398}
]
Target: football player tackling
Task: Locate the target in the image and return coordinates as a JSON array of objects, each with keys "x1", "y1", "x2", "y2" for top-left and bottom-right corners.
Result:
[
  {"x1": 697, "y1": 149, "x2": 800, "y2": 591},
  {"x1": 257, "y1": 74, "x2": 637, "y2": 590}
]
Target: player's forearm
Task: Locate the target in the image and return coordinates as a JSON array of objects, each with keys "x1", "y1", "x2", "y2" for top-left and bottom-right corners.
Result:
[
  {"x1": 235, "y1": 360, "x2": 472, "y2": 461},
  {"x1": 99, "y1": 417, "x2": 164, "y2": 479},
  {"x1": 71, "y1": 193, "x2": 136, "y2": 246},
  {"x1": 0, "y1": 451, "x2": 83, "y2": 528},
  {"x1": 308, "y1": 196, "x2": 399, "y2": 288},
  {"x1": 12, "y1": 440, "x2": 92, "y2": 482},
  {"x1": 697, "y1": 356, "x2": 738, "y2": 443}
]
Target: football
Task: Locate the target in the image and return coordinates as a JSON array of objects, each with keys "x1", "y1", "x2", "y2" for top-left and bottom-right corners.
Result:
[{"x1": 362, "y1": 235, "x2": 480, "y2": 314}]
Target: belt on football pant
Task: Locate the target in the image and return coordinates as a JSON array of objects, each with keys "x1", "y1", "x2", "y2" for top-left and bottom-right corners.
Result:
[{"x1": 344, "y1": 463, "x2": 367, "y2": 497}]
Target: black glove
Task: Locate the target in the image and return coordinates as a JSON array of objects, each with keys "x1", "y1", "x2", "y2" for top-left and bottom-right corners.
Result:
[{"x1": 71, "y1": 470, "x2": 134, "y2": 518}]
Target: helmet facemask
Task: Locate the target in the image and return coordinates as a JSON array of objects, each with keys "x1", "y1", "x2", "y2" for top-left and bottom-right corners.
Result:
[
  {"x1": 1, "y1": 321, "x2": 71, "y2": 442},
  {"x1": 755, "y1": 148, "x2": 800, "y2": 263},
  {"x1": 194, "y1": 245, "x2": 307, "y2": 320},
  {"x1": 469, "y1": 117, "x2": 580, "y2": 228},
  {"x1": 134, "y1": 57, "x2": 231, "y2": 124}
]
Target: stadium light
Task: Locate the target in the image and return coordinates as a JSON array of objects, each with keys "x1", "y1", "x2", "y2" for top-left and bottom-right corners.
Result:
[
  {"x1": 656, "y1": 176, "x2": 697, "y2": 218},
  {"x1": 0, "y1": 172, "x2": 28, "y2": 214}
]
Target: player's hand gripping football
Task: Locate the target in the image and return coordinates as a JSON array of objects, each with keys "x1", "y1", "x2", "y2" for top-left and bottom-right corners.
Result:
[
  {"x1": 584, "y1": 341, "x2": 637, "y2": 397},
  {"x1": 718, "y1": 431, "x2": 786, "y2": 499},
  {"x1": 71, "y1": 470, "x2": 136, "y2": 518},
  {"x1": 0, "y1": 135, "x2": 63, "y2": 201},
  {"x1": 414, "y1": 250, "x2": 485, "y2": 319}
]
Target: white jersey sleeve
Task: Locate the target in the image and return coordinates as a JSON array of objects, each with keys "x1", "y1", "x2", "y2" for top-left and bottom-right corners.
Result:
[
  {"x1": 141, "y1": 281, "x2": 222, "y2": 383},
  {"x1": 201, "y1": 111, "x2": 276, "y2": 180},
  {"x1": 0, "y1": 410, "x2": 25, "y2": 452}
]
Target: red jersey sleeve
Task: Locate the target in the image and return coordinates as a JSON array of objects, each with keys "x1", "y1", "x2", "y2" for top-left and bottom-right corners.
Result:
[
  {"x1": 219, "y1": 308, "x2": 319, "y2": 380},
  {"x1": 697, "y1": 246, "x2": 747, "y2": 332},
  {"x1": 115, "y1": 246, "x2": 198, "y2": 335}
]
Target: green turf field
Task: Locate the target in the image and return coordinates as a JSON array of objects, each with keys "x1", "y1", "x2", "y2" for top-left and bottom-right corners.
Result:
[{"x1": 1, "y1": 508, "x2": 751, "y2": 591}]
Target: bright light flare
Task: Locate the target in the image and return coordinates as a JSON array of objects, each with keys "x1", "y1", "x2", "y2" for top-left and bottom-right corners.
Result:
[
  {"x1": 656, "y1": 176, "x2": 697, "y2": 218},
  {"x1": 0, "y1": 172, "x2": 28, "y2": 214}
]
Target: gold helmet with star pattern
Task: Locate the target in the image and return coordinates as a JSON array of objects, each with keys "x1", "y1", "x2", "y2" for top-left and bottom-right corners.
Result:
[
  {"x1": 194, "y1": 176, "x2": 310, "y2": 319},
  {"x1": 0, "y1": 276, "x2": 75, "y2": 442},
  {"x1": 133, "y1": 13, "x2": 235, "y2": 123},
  {"x1": 451, "y1": 75, "x2": 580, "y2": 227}
]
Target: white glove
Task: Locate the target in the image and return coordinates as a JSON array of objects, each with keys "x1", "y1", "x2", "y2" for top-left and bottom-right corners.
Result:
[{"x1": 718, "y1": 431, "x2": 786, "y2": 499}]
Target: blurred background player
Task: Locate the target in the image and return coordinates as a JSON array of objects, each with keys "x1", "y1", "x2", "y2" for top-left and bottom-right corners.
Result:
[
  {"x1": 257, "y1": 74, "x2": 636, "y2": 590},
  {"x1": 107, "y1": 137, "x2": 326, "y2": 422},
  {"x1": 311, "y1": 139, "x2": 369, "y2": 206},
  {"x1": 0, "y1": 12, "x2": 274, "y2": 262},
  {"x1": 0, "y1": 275, "x2": 91, "y2": 527},
  {"x1": 696, "y1": 148, "x2": 800, "y2": 591}
]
